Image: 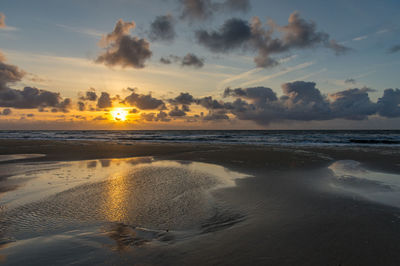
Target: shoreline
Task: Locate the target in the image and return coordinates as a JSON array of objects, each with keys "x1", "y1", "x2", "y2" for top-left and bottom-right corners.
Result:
[{"x1": 1, "y1": 139, "x2": 399, "y2": 173}]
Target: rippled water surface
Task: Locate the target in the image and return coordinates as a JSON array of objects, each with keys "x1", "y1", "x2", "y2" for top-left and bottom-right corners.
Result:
[{"x1": 0, "y1": 156, "x2": 250, "y2": 264}]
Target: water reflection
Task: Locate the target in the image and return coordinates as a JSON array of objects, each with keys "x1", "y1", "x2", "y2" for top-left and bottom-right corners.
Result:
[
  {"x1": 106, "y1": 173, "x2": 130, "y2": 222},
  {"x1": 100, "y1": 159, "x2": 111, "y2": 168},
  {"x1": 0, "y1": 157, "x2": 251, "y2": 263},
  {"x1": 0, "y1": 157, "x2": 250, "y2": 234},
  {"x1": 86, "y1": 161, "x2": 97, "y2": 168},
  {"x1": 329, "y1": 160, "x2": 400, "y2": 208}
]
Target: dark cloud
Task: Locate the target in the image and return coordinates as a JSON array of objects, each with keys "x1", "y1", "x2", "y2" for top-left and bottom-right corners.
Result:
[
  {"x1": 179, "y1": 0, "x2": 250, "y2": 21},
  {"x1": 77, "y1": 101, "x2": 85, "y2": 111},
  {"x1": 0, "y1": 13, "x2": 6, "y2": 28},
  {"x1": 224, "y1": 86, "x2": 278, "y2": 104},
  {"x1": 344, "y1": 78, "x2": 356, "y2": 84},
  {"x1": 329, "y1": 88, "x2": 377, "y2": 120},
  {"x1": 140, "y1": 112, "x2": 155, "y2": 122},
  {"x1": 2, "y1": 108, "x2": 11, "y2": 115},
  {"x1": 80, "y1": 89, "x2": 97, "y2": 101},
  {"x1": 0, "y1": 54, "x2": 25, "y2": 91},
  {"x1": 203, "y1": 109, "x2": 229, "y2": 121},
  {"x1": 201, "y1": 81, "x2": 400, "y2": 125},
  {"x1": 377, "y1": 88, "x2": 400, "y2": 118},
  {"x1": 140, "y1": 111, "x2": 171, "y2": 122},
  {"x1": 160, "y1": 57, "x2": 172, "y2": 64},
  {"x1": 388, "y1": 45, "x2": 400, "y2": 54},
  {"x1": 149, "y1": 15, "x2": 176, "y2": 42},
  {"x1": 196, "y1": 96, "x2": 224, "y2": 109},
  {"x1": 156, "y1": 111, "x2": 171, "y2": 122},
  {"x1": 169, "y1": 105, "x2": 187, "y2": 117},
  {"x1": 181, "y1": 53, "x2": 204, "y2": 68},
  {"x1": 196, "y1": 18, "x2": 251, "y2": 53},
  {"x1": 160, "y1": 53, "x2": 204, "y2": 68},
  {"x1": 124, "y1": 88, "x2": 165, "y2": 110},
  {"x1": 196, "y1": 12, "x2": 350, "y2": 68},
  {"x1": 96, "y1": 19, "x2": 152, "y2": 68},
  {"x1": 57, "y1": 98, "x2": 72, "y2": 113},
  {"x1": 97, "y1": 92, "x2": 112, "y2": 109},
  {"x1": 0, "y1": 86, "x2": 71, "y2": 111},
  {"x1": 169, "y1": 92, "x2": 195, "y2": 105}
]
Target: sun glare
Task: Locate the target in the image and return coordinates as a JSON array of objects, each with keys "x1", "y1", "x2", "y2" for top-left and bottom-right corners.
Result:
[{"x1": 110, "y1": 108, "x2": 128, "y2": 121}]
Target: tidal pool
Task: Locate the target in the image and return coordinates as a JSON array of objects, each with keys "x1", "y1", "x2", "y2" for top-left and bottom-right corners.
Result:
[{"x1": 0, "y1": 156, "x2": 251, "y2": 265}]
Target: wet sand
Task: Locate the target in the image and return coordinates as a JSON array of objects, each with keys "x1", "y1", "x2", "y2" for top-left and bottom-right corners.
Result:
[{"x1": 1, "y1": 140, "x2": 400, "y2": 265}]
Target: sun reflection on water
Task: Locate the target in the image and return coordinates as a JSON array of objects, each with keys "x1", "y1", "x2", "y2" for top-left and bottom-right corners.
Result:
[{"x1": 105, "y1": 173, "x2": 129, "y2": 222}]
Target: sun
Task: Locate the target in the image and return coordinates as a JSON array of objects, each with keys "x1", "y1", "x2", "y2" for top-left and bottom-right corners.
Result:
[{"x1": 110, "y1": 108, "x2": 128, "y2": 121}]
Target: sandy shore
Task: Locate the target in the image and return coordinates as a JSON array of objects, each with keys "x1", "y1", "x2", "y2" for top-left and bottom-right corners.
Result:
[
  {"x1": 1, "y1": 140, "x2": 400, "y2": 265},
  {"x1": 1, "y1": 139, "x2": 400, "y2": 171}
]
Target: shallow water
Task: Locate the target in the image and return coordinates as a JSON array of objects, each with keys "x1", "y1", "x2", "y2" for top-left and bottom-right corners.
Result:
[
  {"x1": 329, "y1": 160, "x2": 400, "y2": 208},
  {"x1": 0, "y1": 154, "x2": 45, "y2": 163},
  {"x1": 0, "y1": 157, "x2": 250, "y2": 265}
]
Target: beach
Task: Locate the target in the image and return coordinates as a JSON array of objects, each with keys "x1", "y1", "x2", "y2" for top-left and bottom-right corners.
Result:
[{"x1": 1, "y1": 139, "x2": 400, "y2": 265}]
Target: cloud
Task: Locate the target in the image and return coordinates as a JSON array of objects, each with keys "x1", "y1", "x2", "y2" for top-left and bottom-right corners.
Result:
[
  {"x1": 329, "y1": 88, "x2": 377, "y2": 120},
  {"x1": 156, "y1": 111, "x2": 171, "y2": 122},
  {"x1": 0, "y1": 55, "x2": 71, "y2": 111},
  {"x1": 80, "y1": 89, "x2": 98, "y2": 101},
  {"x1": 0, "y1": 13, "x2": 6, "y2": 28},
  {"x1": 196, "y1": 12, "x2": 350, "y2": 68},
  {"x1": 168, "y1": 105, "x2": 187, "y2": 117},
  {"x1": 140, "y1": 111, "x2": 171, "y2": 122},
  {"x1": 0, "y1": 86, "x2": 71, "y2": 111},
  {"x1": 377, "y1": 88, "x2": 400, "y2": 118},
  {"x1": 224, "y1": 86, "x2": 278, "y2": 103},
  {"x1": 96, "y1": 19, "x2": 152, "y2": 68},
  {"x1": 169, "y1": 92, "x2": 195, "y2": 105},
  {"x1": 2, "y1": 108, "x2": 11, "y2": 115},
  {"x1": 124, "y1": 88, "x2": 165, "y2": 110},
  {"x1": 181, "y1": 53, "x2": 204, "y2": 68},
  {"x1": 97, "y1": 92, "x2": 112, "y2": 108},
  {"x1": 0, "y1": 53, "x2": 25, "y2": 90},
  {"x1": 196, "y1": 96, "x2": 225, "y2": 109},
  {"x1": 196, "y1": 18, "x2": 252, "y2": 52},
  {"x1": 77, "y1": 101, "x2": 85, "y2": 111},
  {"x1": 344, "y1": 78, "x2": 356, "y2": 84},
  {"x1": 160, "y1": 57, "x2": 172, "y2": 64},
  {"x1": 205, "y1": 81, "x2": 400, "y2": 125},
  {"x1": 203, "y1": 109, "x2": 230, "y2": 121},
  {"x1": 388, "y1": 45, "x2": 400, "y2": 54},
  {"x1": 180, "y1": 0, "x2": 213, "y2": 20},
  {"x1": 160, "y1": 53, "x2": 204, "y2": 68},
  {"x1": 179, "y1": 0, "x2": 250, "y2": 21},
  {"x1": 149, "y1": 15, "x2": 176, "y2": 42},
  {"x1": 140, "y1": 112, "x2": 155, "y2": 122}
]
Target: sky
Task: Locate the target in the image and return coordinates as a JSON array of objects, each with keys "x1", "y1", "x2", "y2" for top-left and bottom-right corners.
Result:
[{"x1": 0, "y1": 0, "x2": 399, "y2": 129}]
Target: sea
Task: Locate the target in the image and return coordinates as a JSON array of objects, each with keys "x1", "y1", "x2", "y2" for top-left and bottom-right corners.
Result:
[{"x1": 0, "y1": 130, "x2": 399, "y2": 146}]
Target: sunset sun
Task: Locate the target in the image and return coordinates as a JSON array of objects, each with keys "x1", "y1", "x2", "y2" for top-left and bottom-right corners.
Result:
[{"x1": 110, "y1": 108, "x2": 128, "y2": 121}]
